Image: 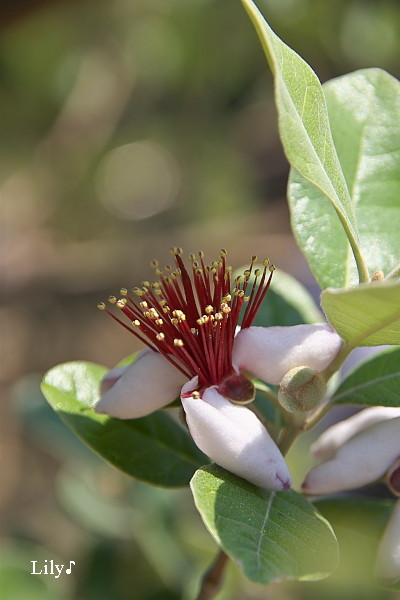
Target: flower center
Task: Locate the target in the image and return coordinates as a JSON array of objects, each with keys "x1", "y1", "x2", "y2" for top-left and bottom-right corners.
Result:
[{"x1": 98, "y1": 248, "x2": 274, "y2": 389}]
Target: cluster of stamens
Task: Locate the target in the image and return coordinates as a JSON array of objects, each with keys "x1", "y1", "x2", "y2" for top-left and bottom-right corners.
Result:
[{"x1": 98, "y1": 248, "x2": 274, "y2": 389}]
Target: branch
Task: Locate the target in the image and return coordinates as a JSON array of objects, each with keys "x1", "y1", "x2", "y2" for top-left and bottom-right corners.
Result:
[{"x1": 196, "y1": 550, "x2": 229, "y2": 600}]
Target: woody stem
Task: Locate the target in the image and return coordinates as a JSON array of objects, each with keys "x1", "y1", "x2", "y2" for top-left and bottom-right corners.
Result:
[{"x1": 196, "y1": 550, "x2": 229, "y2": 600}]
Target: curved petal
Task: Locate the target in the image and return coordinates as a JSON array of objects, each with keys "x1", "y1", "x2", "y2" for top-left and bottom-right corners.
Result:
[
  {"x1": 100, "y1": 365, "x2": 130, "y2": 395},
  {"x1": 96, "y1": 349, "x2": 187, "y2": 419},
  {"x1": 232, "y1": 324, "x2": 342, "y2": 385},
  {"x1": 375, "y1": 500, "x2": 400, "y2": 583},
  {"x1": 311, "y1": 407, "x2": 400, "y2": 461},
  {"x1": 181, "y1": 386, "x2": 292, "y2": 491},
  {"x1": 302, "y1": 417, "x2": 400, "y2": 495}
]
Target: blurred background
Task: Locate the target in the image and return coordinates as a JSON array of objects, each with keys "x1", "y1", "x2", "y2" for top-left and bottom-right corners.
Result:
[{"x1": 1, "y1": 0, "x2": 399, "y2": 598}]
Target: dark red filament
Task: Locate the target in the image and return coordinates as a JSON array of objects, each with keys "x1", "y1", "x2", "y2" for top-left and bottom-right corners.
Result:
[{"x1": 99, "y1": 249, "x2": 273, "y2": 388}]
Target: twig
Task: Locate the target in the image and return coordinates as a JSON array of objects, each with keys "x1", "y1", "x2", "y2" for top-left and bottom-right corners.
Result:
[{"x1": 196, "y1": 550, "x2": 229, "y2": 600}]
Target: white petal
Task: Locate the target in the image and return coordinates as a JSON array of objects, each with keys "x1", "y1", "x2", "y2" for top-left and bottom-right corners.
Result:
[
  {"x1": 311, "y1": 407, "x2": 400, "y2": 460},
  {"x1": 181, "y1": 387, "x2": 292, "y2": 490},
  {"x1": 302, "y1": 417, "x2": 400, "y2": 495},
  {"x1": 96, "y1": 349, "x2": 187, "y2": 419},
  {"x1": 232, "y1": 324, "x2": 342, "y2": 385},
  {"x1": 375, "y1": 500, "x2": 400, "y2": 583}
]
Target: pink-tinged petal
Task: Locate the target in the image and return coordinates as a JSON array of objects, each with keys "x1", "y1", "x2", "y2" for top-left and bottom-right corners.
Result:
[
  {"x1": 375, "y1": 500, "x2": 400, "y2": 583},
  {"x1": 96, "y1": 349, "x2": 187, "y2": 419},
  {"x1": 100, "y1": 365, "x2": 130, "y2": 395},
  {"x1": 232, "y1": 324, "x2": 342, "y2": 385},
  {"x1": 302, "y1": 418, "x2": 400, "y2": 495},
  {"x1": 181, "y1": 386, "x2": 292, "y2": 491},
  {"x1": 311, "y1": 407, "x2": 400, "y2": 460}
]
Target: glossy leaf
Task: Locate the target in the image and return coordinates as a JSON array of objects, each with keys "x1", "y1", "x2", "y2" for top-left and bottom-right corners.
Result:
[
  {"x1": 241, "y1": 0, "x2": 367, "y2": 282},
  {"x1": 191, "y1": 464, "x2": 338, "y2": 584},
  {"x1": 289, "y1": 69, "x2": 400, "y2": 289},
  {"x1": 332, "y1": 347, "x2": 400, "y2": 406},
  {"x1": 321, "y1": 280, "x2": 400, "y2": 347},
  {"x1": 41, "y1": 361, "x2": 207, "y2": 487}
]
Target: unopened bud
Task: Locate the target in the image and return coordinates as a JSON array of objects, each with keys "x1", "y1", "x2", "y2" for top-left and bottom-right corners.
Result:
[{"x1": 278, "y1": 366, "x2": 326, "y2": 413}]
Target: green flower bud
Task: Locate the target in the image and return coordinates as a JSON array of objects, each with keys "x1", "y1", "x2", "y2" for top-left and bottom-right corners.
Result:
[{"x1": 278, "y1": 366, "x2": 326, "y2": 413}]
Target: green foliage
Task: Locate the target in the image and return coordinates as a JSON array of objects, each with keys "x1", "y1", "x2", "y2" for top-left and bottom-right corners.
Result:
[
  {"x1": 332, "y1": 347, "x2": 400, "y2": 407},
  {"x1": 321, "y1": 280, "x2": 400, "y2": 347},
  {"x1": 241, "y1": 0, "x2": 370, "y2": 285},
  {"x1": 315, "y1": 497, "x2": 397, "y2": 589},
  {"x1": 289, "y1": 69, "x2": 400, "y2": 289},
  {"x1": 250, "y1": 268, "x2": 322, "y2": 327},
  {"x1": 191, "y1": 464, "x2": 339, "y2": 585},
  {"x1": 41, "y1": 362, "x2": 207, "y2": 487}
]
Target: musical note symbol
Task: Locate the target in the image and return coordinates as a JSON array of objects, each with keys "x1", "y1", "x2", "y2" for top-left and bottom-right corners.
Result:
[{"x1": 66, "y1": 561, "x2": 75, "y2": 575}]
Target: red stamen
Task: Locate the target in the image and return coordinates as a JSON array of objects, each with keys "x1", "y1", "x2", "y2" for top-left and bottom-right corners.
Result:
[{"x1": 98, "y1": 249, "x2": 274, "y2": 389}]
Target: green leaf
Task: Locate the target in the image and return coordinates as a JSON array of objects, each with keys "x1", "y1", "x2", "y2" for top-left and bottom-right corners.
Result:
[
  {"x1": 191, "y1": 464, "x2": 338, "y2": 584},
  {"x1": 241, "y1": 0, "x2": 369, "y2": 283},
  {"x1": 332, "y1": 346, "x2": 400, "y2": 406},
  {"x1": 41, "y1": 361, "x2": 207, "y2": 487},
  {"x1": 289, "y1": 68, "x2": 400, "y2": 289},
  {"x1": 321, "y1": 280, "x2": 400, "y2": 347},
  {"x1": 251, "y1": 268, "x2": 322, "y2": 327}
]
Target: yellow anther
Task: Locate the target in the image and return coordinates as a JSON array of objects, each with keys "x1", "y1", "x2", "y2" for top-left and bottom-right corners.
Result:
[
  {"x1": 163, "y1": 306, "x2": 170, "y2": 313},
  {"x1": 155, "y1": 269, "x2": 162, "y2": 276},
  {"x1": 205, "y1": 305, "x2": 214, "y2": 314},
  {"x1": 220, "y1": 248, "x2": 227, "y2": 256},
  {"x1": 116, "y1": 298, "x2": 127, "y2": 308},
  {"x1": 215, "y1": 312, "x2": 223, "y2": 320},
  {"x1": 192, "y1": 260, "x2": 199, "y2": 268},
  {"x1": 189, "y1": 253, "x2": 196, "y2": 261},
  {"x1": 221, "y1": 304, "x2": 231, "y2": 313},
  {"x1": 243, "y1": 296, "x2": 250, "y2": 302},
  {"x1": 133, "y1": 287, "x2": 144, "y2": 296},
  {"x1": 243, "y1": 270, "x2": 251, "y2": 278},
  {"x1": 120, "y1": 288, "x2": 128, "y2": 296},
  {"x1": 108, "y1": 296, "x2": 117, "y2": 304},
  {"x1": 174, "y1": 338, "x2": 184, "y2": 347},
  {"x1": 154, "y1": 289, "x2": 162, "y2": 295},
  {"x1": 156, "y1": 332, "x2": 165, "y2": 341},
  {"x1": 152, "y1": 282, "x2": 161, "y2": 289},
  {"x1": 251, "y1": 255, "x2": 257, "y2": 262},
  {"x1": 155, "y1": 318, "x2": 164, "y2": 326},
  {"x1": 142, "y1": 281, "x2": 150, "y2": 288},
  {"x1": 223, "y1": 294, "x2": 232, "y2": 302},
  {"x1": 150, "y1": 259, "x2": 159, "y2": 268},
  {"x1": 263, "y1": 258, "x2": 270, "y2": 267},
  {"x1": 140, "y1": 301, "x2": 148, "y2": 309},
  {"x1": 97, "y1": 302, "x2": 106, "y2": 310},
  {"x1": 196, "y1": 268, "x2": 203, "y2": 275},
  {"x1": 198, "y1": 251, "x2": 205, "y2": 258},
  {"x1": 269, "y1": 264, "x2": 276, "y2": 272},
  {"x1": 132, "y1": 320, "x2": 141, "y2": 327},
  {"x1": 254, "y1": 269, "x2": 261, "y2": 277},
  {"x1": 171, "y1": 318, "x2": 178, "y2": 325},
  {"x1": 159, "y1": 299, "x2": 167, "y2": 306},
  {"x1": 192, "y1": 391, "x2": 200, "y2": 399}
]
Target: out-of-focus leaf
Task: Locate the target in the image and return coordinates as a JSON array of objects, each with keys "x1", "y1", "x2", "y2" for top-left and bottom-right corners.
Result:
[
  {"x1": 321, "y1": 280, "x2": 400, "y2": 347},
  {"x1": 332, "y1": 347, "x2": 400, "y2": 406},
  {"x1": 315, "y1": 497, "x2": 398, "y2": 590},
  {"x1": 289, "y1": 69, "x2": 400, "y2": 289},
  {"x1": 191, "y1": 464, "x2": 338, "y2": 584},
  {"x1": 250, "y1": 268, "x2": 322, "y2": 327},
  {"x1": 241, "y1": 0, "x2": 367, "y2": 283},
  {"x1": 41, "y1": 362, "x2": 207, "y2": 487}
]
